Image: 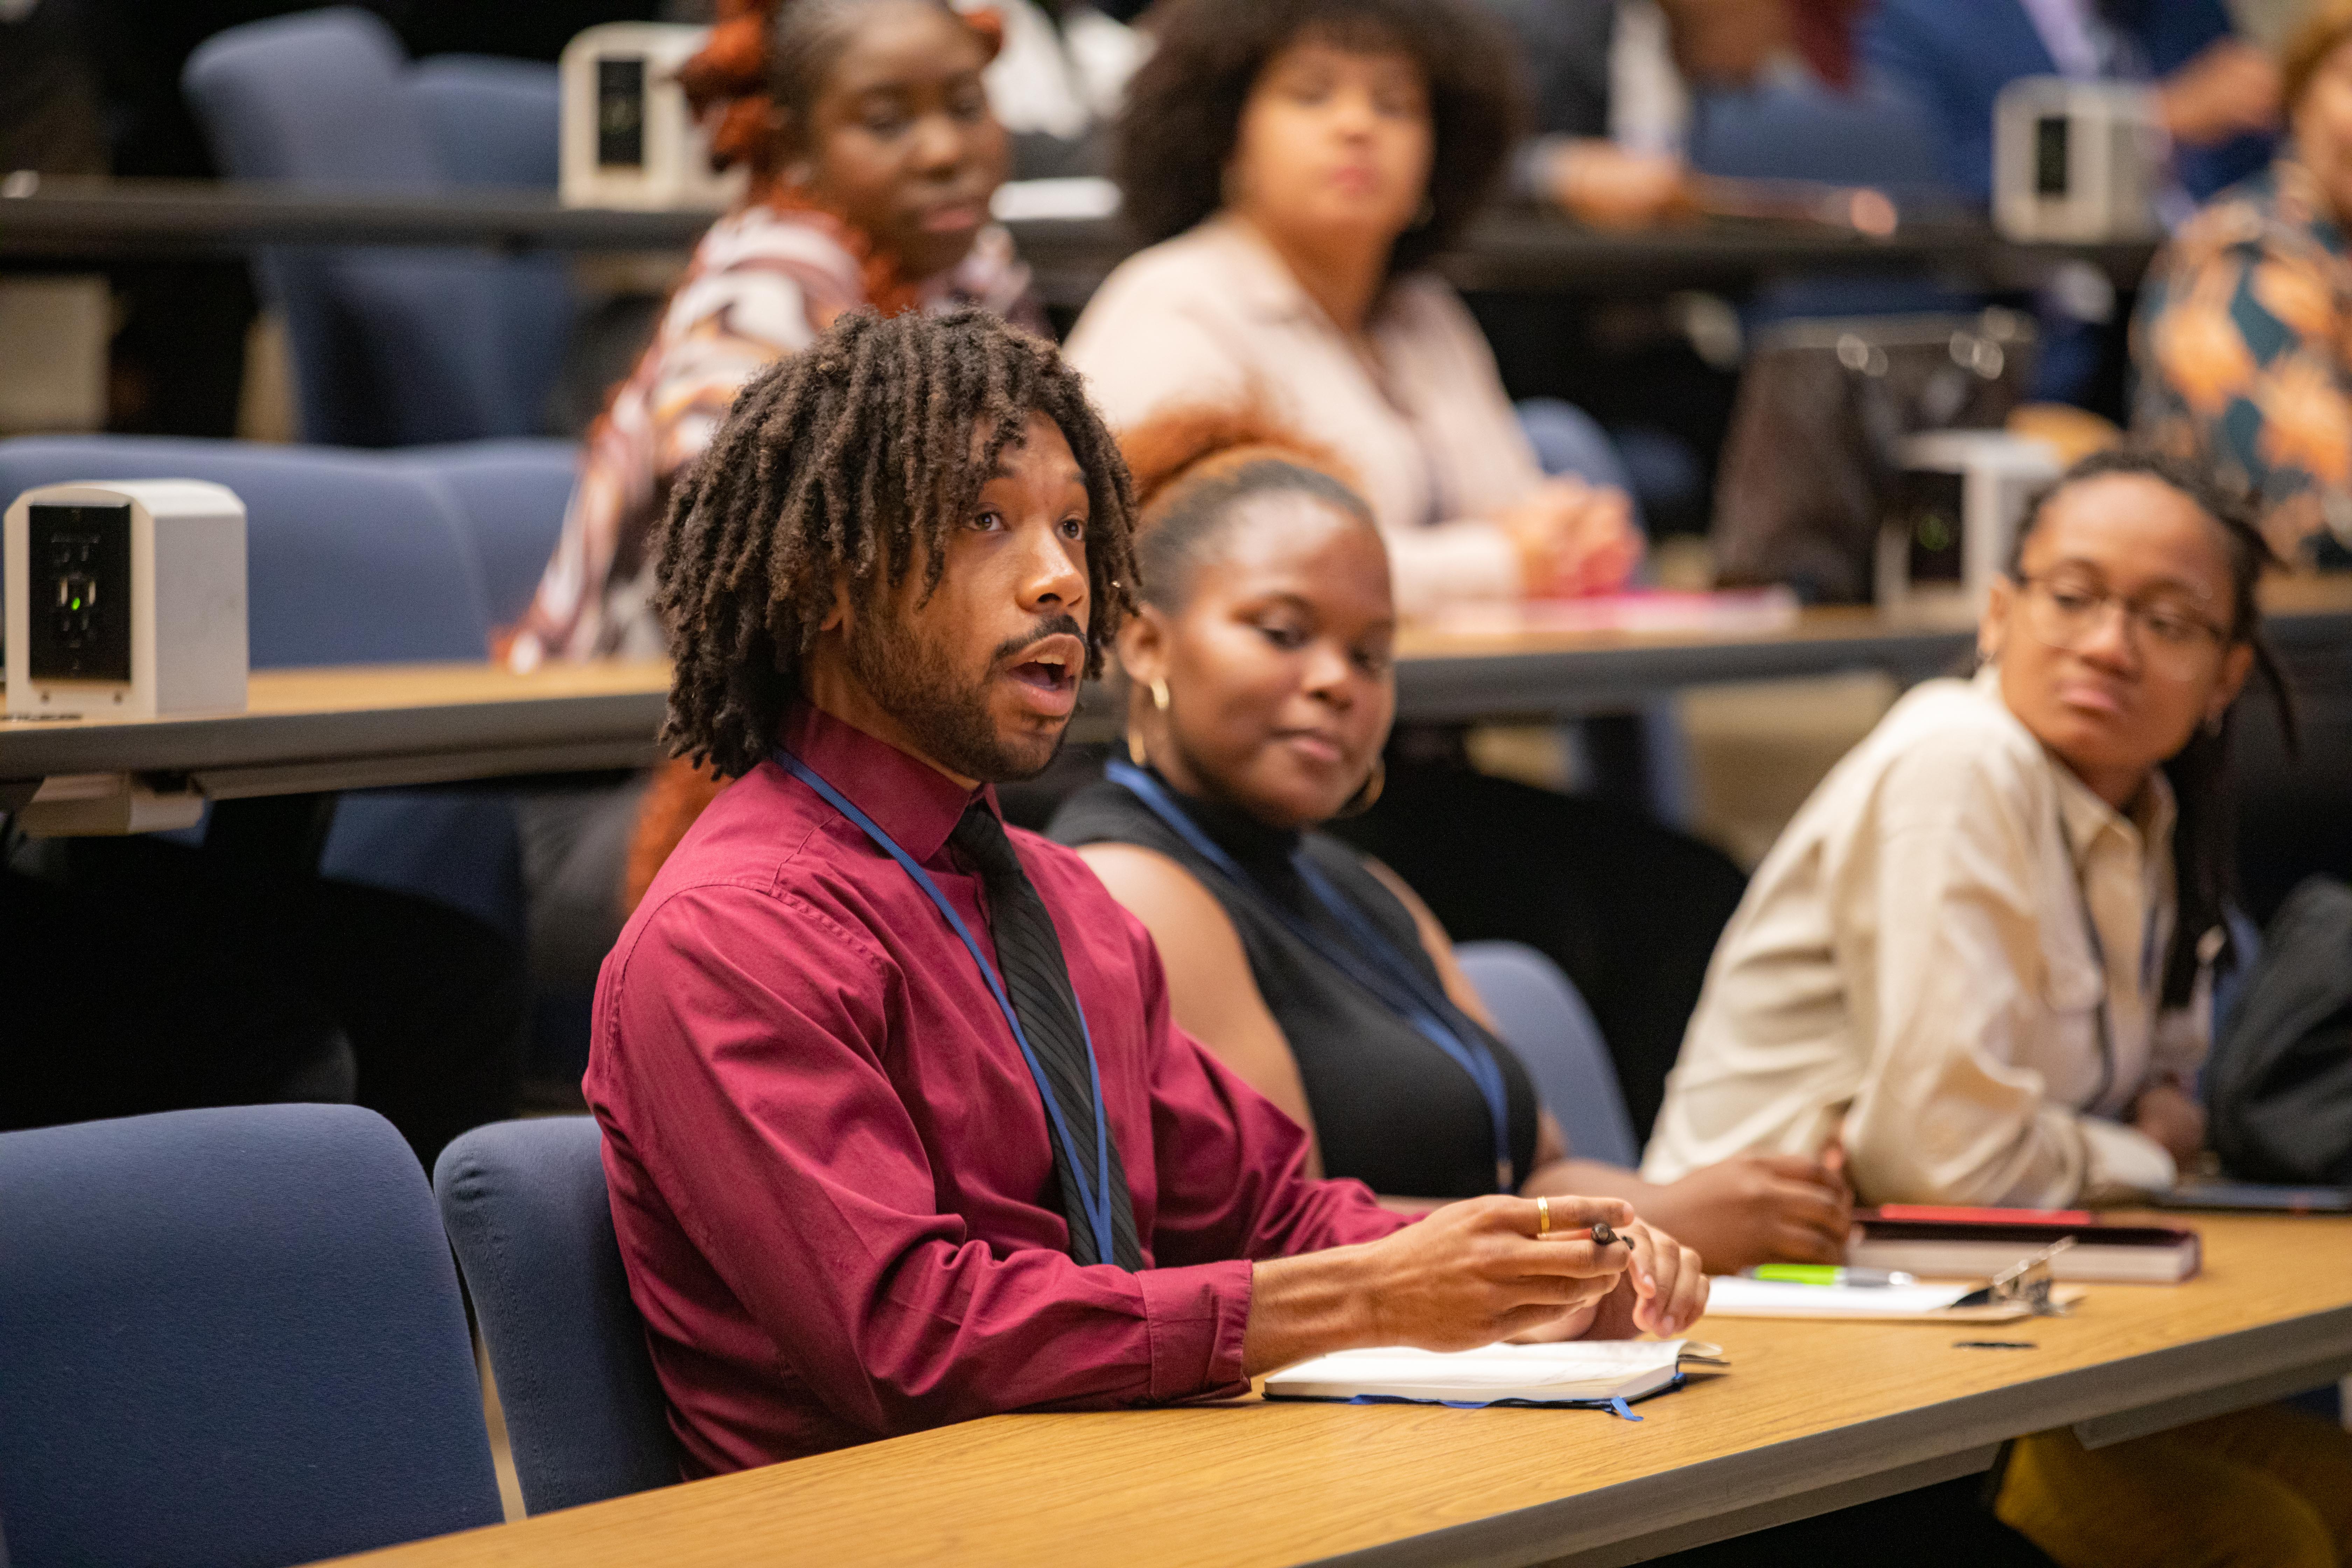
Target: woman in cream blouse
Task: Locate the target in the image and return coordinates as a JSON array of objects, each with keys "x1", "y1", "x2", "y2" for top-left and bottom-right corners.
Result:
[
  {"x1": 1643, "y1": 448, "x2": 2352, "y2": 1568},
  {"x1": 1645, "y1": 450, "x2": 2283, "y2": 1209},
  {"x1": 1062, "y1": 0, "x2": 1640, "y2": 618}
]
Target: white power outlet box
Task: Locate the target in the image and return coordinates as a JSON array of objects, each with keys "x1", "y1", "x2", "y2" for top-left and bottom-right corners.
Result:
[
  {"x1": 5, "y1": 479, "x2": 249, "y2": 720},
  {"x1": 1877, "y1": 432, "x2": 2064, "y2": 611},
  {"x1": 560, "y1": 23, "x2": 746, "y2": 212},
  {"x1": 1994, "y1": 76, "x2": 2165, "y2": 244}
]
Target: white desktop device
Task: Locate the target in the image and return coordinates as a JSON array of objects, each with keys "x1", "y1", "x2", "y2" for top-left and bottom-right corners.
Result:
[
  {"x1": 5, "y1": 479, "x2": 249, "y2": 721},
  {"x1": 1993, "y1": 76, "x2": 2165, "y2": 243},
  {"x1": 560, "y1": 23, "x2": 746, "y2": 212},
  {"x1": 1875, "y1": 432, "x2": 2063, "y2": 610}
]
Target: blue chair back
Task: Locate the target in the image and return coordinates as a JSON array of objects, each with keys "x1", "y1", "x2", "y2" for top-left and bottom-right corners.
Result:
[
  {"x1": 0, "y1": 435, "x2": 491, "y2": 664},
  {"x1": 410, "y1": 56, "x2": 562, "y2": 190},
  {"x1": 0, "y1": 436, "x2": 520, "y2": 936},
  {"x1": 0, "y1": 1105, "x2": 503, "y2": 1568},
  {"x1": 394, "y1": 439, "x2": 579, "y2": 628},
  {"x1": 435, "y1": 1118, "x2": 679, "y2": 1514},
  {"x1": 1456, "y1": 940, "x2": 1640, "y2": 1169},
  {"x1": 182, "y1": 8, "x2": 571, "y2": 447}
]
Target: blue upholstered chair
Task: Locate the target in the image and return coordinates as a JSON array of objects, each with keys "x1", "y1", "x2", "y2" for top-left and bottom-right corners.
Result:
[
  {"x1": 0, "y1": 1105, "x2": 503, "y2": 1567},
  {"x1": 0, "y1": 435, "x2": 522, "y2": 938},
  {"x1": 409, "y1": 56, "x2": 562, "y2": 190},
  {"x1": 394, "y1": 438, "x2": 579, "y2": 627},
  {"x1": 1455, "y1": 940, "x2": 1640, "y2": 1169},
  {"x1": 436, "y1": 1117, "x2": 680, "y2": 1513},
  {"x1": 181, "y1": 8, "x2": 572, "y2": 447}
]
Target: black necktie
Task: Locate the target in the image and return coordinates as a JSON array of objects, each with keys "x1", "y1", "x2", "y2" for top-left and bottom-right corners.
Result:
[{"x1": 950, "y1": 802, "x2": 1143, "y2": 1269}]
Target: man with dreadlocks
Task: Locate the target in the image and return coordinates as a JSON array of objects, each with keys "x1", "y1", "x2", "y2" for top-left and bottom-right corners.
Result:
[{"x1": 586, "y1": 309, "x2": 1693, "y2": 1475}]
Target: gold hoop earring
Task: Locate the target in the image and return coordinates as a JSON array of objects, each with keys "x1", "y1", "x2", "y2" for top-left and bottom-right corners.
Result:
[
  {"x1": 1334, "y1": 757, "x2": 1385, "y2": 819},
  {"x1": 1126, "y1": 721, "x2": 1149, "y2": 768},
  {"x1": 1150, "y1": 678, "x2": 1170, "y2": 712}
]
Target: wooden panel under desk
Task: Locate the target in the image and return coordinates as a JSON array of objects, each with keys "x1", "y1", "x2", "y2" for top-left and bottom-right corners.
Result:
[{"x1": 333, "y1": 1214, "x2": 2352, "y2": 1568}]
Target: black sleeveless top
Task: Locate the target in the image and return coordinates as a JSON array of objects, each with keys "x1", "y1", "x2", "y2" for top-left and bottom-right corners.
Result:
[{"x1": 1049, "y1": 773, "x2": 1540, "y2": 1199}]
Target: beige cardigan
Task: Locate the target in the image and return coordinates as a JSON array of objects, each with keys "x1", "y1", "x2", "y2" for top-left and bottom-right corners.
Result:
[{"x1": 1063, "y1": 218, "x2": 1547, "y2": 615}]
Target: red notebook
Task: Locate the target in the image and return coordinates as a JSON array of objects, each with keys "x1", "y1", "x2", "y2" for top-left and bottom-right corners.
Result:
[{"x1": 1849, "y1": 1206, "x2": 2202, "y2": 1283}]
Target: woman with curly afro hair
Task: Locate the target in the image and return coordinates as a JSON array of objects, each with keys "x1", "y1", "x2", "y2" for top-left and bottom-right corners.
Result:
[{"x1": 1062, "y1": 0, "x2": 1642, "y2": 621}]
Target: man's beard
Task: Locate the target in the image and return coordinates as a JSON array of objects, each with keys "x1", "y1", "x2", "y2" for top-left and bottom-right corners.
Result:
[{"x1": 845, "y1": 605, "x2": 1081, "y2": 783}]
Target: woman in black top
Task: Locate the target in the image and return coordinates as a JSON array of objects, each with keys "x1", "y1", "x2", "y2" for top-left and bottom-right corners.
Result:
[{"x1": 1047, "y1": 402, "x2": 1853, "y2": 1267}]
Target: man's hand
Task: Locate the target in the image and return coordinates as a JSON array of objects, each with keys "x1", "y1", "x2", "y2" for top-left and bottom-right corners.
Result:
[
  {"x1": 1640, "y1": 1153, "x2": 1854, "y2": 1274},
  {"x1": 1510, "y1": 1219, "x2": 1709, "y2": 1343},
  {"x1": 1497, "y1": 478, "x2": 1643, "y2": 599},
  {"x1": 1241, "y1": 1195, "x2": 1636, "y2": 1374},
  {"x1": 2158, "y1": 39, "x2": 2281, "y2": 147},
  {"x1": 2132, "y1": 1078, "x2": 2207, "y2": 1167}
]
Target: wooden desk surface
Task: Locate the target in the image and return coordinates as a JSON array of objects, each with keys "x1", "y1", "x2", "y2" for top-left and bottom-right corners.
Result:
[
  {"x1": 336, "y1": 1214, "x2": 2352, "y2": 1568},
  {"x1": 0, "y1": 660, "x2": 671, "y2": 799},
  {"x1": 9, "y1": 578, "x2": 2349, "y2": 796}
]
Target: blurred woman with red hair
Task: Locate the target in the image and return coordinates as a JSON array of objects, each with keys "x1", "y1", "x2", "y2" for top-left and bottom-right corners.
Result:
[{"x1": 505, "y1": 0, "x2": 1036, "y2": 1021}]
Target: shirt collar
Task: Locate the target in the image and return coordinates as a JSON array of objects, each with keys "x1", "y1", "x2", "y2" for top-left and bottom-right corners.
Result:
[
  {"x1": 1970, "y1": 664, "x2": 2176, "y2": 862},
  {"x1": 776, "y1": 700, "x2": 1000, "y2": 865}
]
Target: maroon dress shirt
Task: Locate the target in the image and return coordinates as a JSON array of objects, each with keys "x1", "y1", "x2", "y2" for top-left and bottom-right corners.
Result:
[{"x1": 586, "y1": 703, "x2": 1408, "y2": 1475}]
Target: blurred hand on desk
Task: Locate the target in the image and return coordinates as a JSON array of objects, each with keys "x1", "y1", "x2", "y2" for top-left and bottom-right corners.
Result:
[
  {"x1": 1499, "y1": 476, "x2": 1645, "y2": 598},
  {"x1": 1542, "y1": 140, "x2": 1693, "y2": 229}
]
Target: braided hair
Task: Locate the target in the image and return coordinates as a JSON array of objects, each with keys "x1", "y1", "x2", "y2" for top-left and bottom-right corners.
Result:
[
  {"x1": 654, "y1": 307, "x2": 1138, "y2": 779},
  {"x1": 2007, "y1": 447, "x2": 2298, "y2": 1007}
]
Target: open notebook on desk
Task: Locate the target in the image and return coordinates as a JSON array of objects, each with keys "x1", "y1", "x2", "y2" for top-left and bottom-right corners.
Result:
[{"x1": 1263, "y1": 1339, "x2": 1726, "y2": 1409}]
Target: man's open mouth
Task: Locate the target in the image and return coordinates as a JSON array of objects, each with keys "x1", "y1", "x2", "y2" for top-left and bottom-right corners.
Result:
[{"x1": 1008, "y1": 658, "x2": 1076, "y2": 692}]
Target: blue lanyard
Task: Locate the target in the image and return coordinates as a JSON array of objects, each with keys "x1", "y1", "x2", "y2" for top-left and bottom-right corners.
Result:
[
  {"x1": 1106, "y1": 761, "x2": 1515, "y2": 1192},
  {"x1": 774, "y1": 746, "x2": 1120, "y2": 1266}
]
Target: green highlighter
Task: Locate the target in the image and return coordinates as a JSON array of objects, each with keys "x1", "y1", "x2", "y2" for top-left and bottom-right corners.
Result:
[{"x1": 1745, "y1": 1264, "x2": 1917, "y2": 1288}]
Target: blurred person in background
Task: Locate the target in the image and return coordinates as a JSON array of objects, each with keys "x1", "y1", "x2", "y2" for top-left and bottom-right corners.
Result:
[
  {"x1": 2135, "y1": 0, "x2": 2352, "y2": 566},
  {"x1": 499, "y1": 0, "x2": 1037, "y2": 1005},
  {"x1": 1063, "y1": 0, "x2": 1643, "y2": 622},
  {"x1": 978, "y1": 0, "x2": 1143, "y2": 178},
  {"x1": 1863, "y1": 0, "x2": 2278, "y2": 211},
  {"x1": 1863, "y1": 0, "x2": 2280, "y2": 408},
  {"x1": 1499, "y1": 0, "x2": 1809, "y2": 230}
]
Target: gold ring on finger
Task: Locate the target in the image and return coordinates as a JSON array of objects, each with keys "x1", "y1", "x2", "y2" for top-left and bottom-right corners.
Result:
[{"x1": 1536, "y1": 1195, "x2": 1551, "y2": 1237}]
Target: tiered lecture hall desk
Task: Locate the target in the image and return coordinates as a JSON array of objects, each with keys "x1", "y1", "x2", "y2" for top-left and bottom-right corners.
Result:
[
  {"x1": 0, "y1": 176, "x2": 2160, "y2": 308},
  {"x1": 323, "y1": 1211, "x2": 2352, "y2": 1568},
  {"x1": 7, "y1": 581, "x2": 2352, "y2": 818}
]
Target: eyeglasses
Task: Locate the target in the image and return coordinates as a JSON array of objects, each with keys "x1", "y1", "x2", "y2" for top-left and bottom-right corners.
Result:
[{"x1": 2013, "y1": 575, "x2": 2229, "y2": 681}]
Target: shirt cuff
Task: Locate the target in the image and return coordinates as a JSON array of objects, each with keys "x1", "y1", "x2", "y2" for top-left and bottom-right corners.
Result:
[
  {"x1": 1136, "y1": 1258, "x2": 1254, "y2": 1403},
  {"x1": 2079, "y1": 1116, "x2": 2178, "y2": 1202}
]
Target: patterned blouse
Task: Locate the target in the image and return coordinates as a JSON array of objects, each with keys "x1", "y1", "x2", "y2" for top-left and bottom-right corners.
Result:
[
  {"x1": 505, "y1": 204, "x2": 1038, "y2": 667},
  {"x1": 2132, "y1": 158, "x2": 2352, "y2": 559}
]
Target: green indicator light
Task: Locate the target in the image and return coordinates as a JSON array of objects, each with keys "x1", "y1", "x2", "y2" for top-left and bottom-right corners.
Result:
[{"x1": 69, "y1": 597, "x2": 82, "y2": 611}]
